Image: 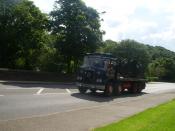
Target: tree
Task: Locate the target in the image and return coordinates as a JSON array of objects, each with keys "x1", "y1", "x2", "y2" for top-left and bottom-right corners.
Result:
[
  {"x1": 0, "y1": 0, "x2": 49, "y2": 70},
  {"x1": 146, "y1": 45, "x2": 175, "y2": 61},
  {"x1": 113, "y1": 40, "x2": 150, "y2": 76},
  {"x1": 50, "y1": 0, "x2": 103, "y2": 73},
  {"x1": 97, "y1": 39, "x2": 118, "y2": 53},
  {"x1": 147, "y1": 58, "x2": 175, "y2": 82}
]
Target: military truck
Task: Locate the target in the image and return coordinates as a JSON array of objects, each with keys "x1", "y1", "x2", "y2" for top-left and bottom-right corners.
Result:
[{"x1": 76, "y1": 53, "x2": 146, "y2": 96}]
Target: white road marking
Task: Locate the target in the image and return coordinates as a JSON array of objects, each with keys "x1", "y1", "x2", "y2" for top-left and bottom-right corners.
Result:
[
  {"x1": 36, "y1": 88, "x2": 44, "y2": 95},
  {"x1": 33, "y1": 92, "x2": 78, "y2": 96},
  {"x1": 0, "y1": 95, "x2": 4, "y2": 96},
  {"x1": 34, "y1": 93, "x2": 68, "y2": 95},
  {"x1": 66, "y1": 89, "x2": 71, "y2": 94}
]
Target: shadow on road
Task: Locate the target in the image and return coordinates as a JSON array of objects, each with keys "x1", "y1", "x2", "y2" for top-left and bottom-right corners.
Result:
[
  {"x1": 71, "y1": 91, "x2": 147, "y2": 102},
  {"x1": 1, "y1": 82, "x2": 77, "y2": 89}
]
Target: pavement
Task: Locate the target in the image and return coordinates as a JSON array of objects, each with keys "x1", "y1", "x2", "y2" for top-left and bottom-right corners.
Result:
[{"x1": 0, "y1": 81, "x2": 175, "y2": 131}]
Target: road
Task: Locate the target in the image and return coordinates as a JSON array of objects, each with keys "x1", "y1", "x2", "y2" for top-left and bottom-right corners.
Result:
[{"x1": 0, "y1": 82, "x2": 175, "y2": 131}]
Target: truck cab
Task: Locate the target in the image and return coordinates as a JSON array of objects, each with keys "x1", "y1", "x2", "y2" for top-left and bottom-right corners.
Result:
[{"x1": 76, "y1": 53, "x2": 116, "y2": 93}]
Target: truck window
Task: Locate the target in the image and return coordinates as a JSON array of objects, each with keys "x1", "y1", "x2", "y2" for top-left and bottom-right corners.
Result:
[{"x1": 82, "y1": 56, "x2": 107, "y2": 69}]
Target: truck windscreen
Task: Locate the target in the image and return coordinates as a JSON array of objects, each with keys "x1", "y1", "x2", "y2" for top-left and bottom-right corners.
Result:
[{"x1": 82, "y1": 56, "x2": 108, "y2": 69}]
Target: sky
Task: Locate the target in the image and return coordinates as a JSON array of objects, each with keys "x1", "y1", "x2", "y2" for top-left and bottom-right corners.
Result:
[{"x1": 31, "y1": 0, "x2": 175, "y2": 52}]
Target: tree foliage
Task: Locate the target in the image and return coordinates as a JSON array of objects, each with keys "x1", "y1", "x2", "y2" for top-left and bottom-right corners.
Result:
[
  {"x1": 0, "y1": 0, "x2": 175, "y2": 82},
  {"x1": 116, "y1": 40, "x2": 150, "y2": 77},
  {"x1": 99, "y1": 39, "x2": 150, "y2": 75},
  {"x1": 97, "y1": 40, "x2": 118, "y2": 53},
  {"x1": 0, "y1": 0, "x2": 49, "y2": 69},
  {"x1": 147, "y1": 58, "x2": 175, "y2": 81},
  {"x1": 50, "y1": 0, "x2": 103, "y2": 72},
  {"x1": 98, "y1": 39, "x2": 175, "y2": 81}
]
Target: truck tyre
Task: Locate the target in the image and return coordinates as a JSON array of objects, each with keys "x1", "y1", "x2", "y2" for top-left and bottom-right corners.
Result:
[
  {"x1": 131, "y1": 87, "x2": 137, "y2": 94},
  {"x1": 141, "y1": 82, "x2": 146, "y2": 89},
  {"x1": 136, "y1": 88, "x2": 142, "y2": 93},
  {"x1": 78, "y1": 87, "x2": 87, "y2": 94},
  {"x1": 136, "y1": 82, "x2": 145, "y2": 93},
  {"x1": 104, "y1": 83, "x2": 114, "y2": 96},
  {"x1": 130, "y1": 82, "x2": 140, "y2": 94},
  {"x1": 115, "y1": 83, "x2": 123, "y2": 95},
  {"x1": 129, "y1": 83, "x2": 138, "y2": 94},
  {"x1": 90, "y1": 89, "x2": 96, "y2": 93}
]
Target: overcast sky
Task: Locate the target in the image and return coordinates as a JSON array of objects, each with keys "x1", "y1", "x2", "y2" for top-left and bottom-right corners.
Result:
[{"x1": 31, "y1": 0, "x2": 175, "y2": 52}]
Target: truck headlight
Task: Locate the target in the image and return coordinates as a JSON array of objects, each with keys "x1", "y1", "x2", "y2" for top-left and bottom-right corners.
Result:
[
  {"x1": 77, "y1": 76, "x2": 83, "y2": 80},
  {"x1": 97, "y1": 71, "x2": 101, "y2": 75},
  {"x1": 96, "y1": 79, "x2": 102, "y2": 83}
]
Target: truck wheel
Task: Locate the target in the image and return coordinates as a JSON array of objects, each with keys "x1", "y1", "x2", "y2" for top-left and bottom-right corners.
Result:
[
  {"x1": 78, "y1": 87, "x2": 87, "y2": 94},
  {"x1": 141, "y1": 82, "x2": 146, "y2": 89},
  {"x1": 90, "y1": 89, "x2": 96, "y2": 93},
  {"x1": 134, "y1": 82, "x2": 145, "y2": 93},
  {"x1": 131, "y1": 87, "x2": 137, "y2": 94},
  {"x1": 104, "y1": 83, "x2": 114, "y2": 96},
  {"x1": 115, "y1": 84, "x2": 122, "y2": 95},
  {"x1": 137, "y1": 88, "x2": 142, "y2": 93},
  {"x1": 129, "y1": 82, "x2": 138, "y2": 94}
]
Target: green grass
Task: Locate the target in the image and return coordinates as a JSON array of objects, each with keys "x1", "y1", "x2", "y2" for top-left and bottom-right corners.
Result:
[{"x1": 93, "y1": 99, "x2": 175, "y2": 131}]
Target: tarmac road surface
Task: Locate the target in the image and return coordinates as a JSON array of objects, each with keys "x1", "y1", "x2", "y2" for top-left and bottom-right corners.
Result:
[{"x1": 0, "y1": 82, "x2": 175, "y2": 131}]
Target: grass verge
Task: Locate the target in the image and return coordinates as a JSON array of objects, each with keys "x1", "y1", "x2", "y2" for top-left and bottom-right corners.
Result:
[{"x1": 93, "y1": 99, "x2": 175, "y2": 131}]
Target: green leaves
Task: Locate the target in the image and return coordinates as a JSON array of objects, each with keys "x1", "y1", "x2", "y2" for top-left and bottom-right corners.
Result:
[
  {"x1": 99, "y1": 39, "x2": 175, "y2": 81},
  {"x1": 99, "y1": 39, "x2": 150, "y2": 76},
  {"x1": 0, "y1": 0, "x2": 49, "y2": 70},
  {"x1": 1, "y1": 0, "x2": 175, "y2": 79},
  {"x1": 50, "y1": 0, "x2": 103, "y2": 73},
  {"x1": 147, "y1": 58, "x2": 175, "y2": 81}
]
